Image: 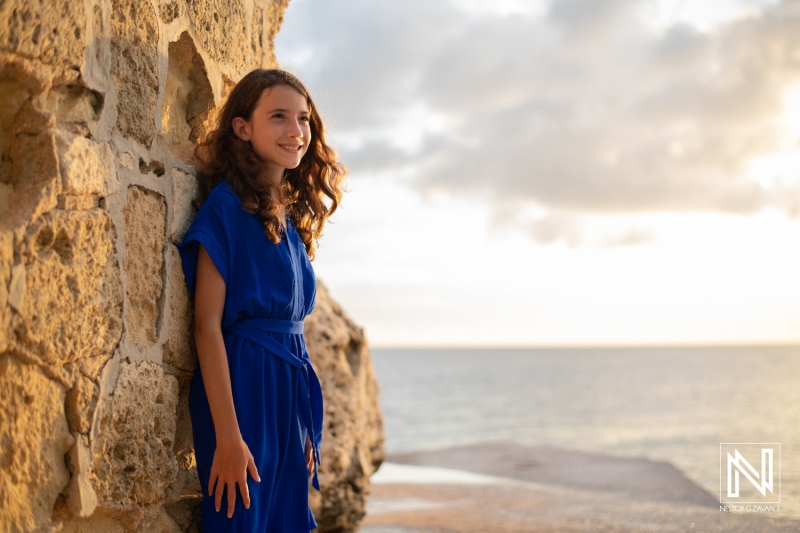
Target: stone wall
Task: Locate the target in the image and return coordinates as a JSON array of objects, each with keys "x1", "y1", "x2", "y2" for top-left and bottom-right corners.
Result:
[{"x1": 0, "y1": 1, "x2": 384, "y2": 531}]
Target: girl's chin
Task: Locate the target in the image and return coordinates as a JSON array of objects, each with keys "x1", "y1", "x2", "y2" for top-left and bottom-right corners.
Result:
[{"x1": 284, "y1": 155, "x2": 307, "y2": 169}]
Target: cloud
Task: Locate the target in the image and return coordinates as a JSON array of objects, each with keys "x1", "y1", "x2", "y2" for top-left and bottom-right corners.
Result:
[
  {"x1": 526, "y1": 213, "x2": 584, "y2": 246},
  {"x1": 523, "y1": 212, "x2": 656, "y2": 247},
  {"x1": 599, "y1": 227, "x2": 656, "y2": 247},
  {"x1": 277, "y1": 0, "x2": 800, "y2": 219}
]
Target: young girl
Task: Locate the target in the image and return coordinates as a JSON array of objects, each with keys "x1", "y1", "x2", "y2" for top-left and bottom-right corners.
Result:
[{"x1": 177, "y1": 69, "x2": 345, "y2": 531}]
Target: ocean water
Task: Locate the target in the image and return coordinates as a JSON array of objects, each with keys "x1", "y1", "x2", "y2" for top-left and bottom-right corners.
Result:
[{"x1": 371, "y1": 345, "x2": 800, "y2": 518}]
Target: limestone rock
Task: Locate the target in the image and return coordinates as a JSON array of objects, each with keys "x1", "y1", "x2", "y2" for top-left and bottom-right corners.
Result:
[
  {"x1": 110, "y1": 0, "x2": 159, "y2": 147},
  {"x1": 91, "y1": 361, "x2": 180, "y2": 507},
  {"x1": 163, "y1": 245, "x2": 195, "y2": 371},
  {"x1": 16, "y1": 208, "x2": 123, "y2": 372},
  {"x1": 305, "y1": 281, "x2": 386, "y2": 531},
  {"x1": 164, "y1": 494, "x2": 202, "y2": 533},
  {"x1": 0, "y1": 90, "x2": 67, "y2": 247},
  {"x1": 159, "y1": 0, "x2": 181, "y2": 25},
  {"x1": 118, "y1": 152, "x2": 135, "y2": 171},
  {"x1": 0, "y1": 354, "x2": 72, "y2": 532},
  {"x1": 169, "y1": 169, "x2": 198, "y2": 243},
  {"x1": 187, "y1": 0, "x2": 248, "y2": 65},
  {"x1": 66, "y1": 374, "x2": 100, "y2": 435},
  {"x1": 65, "y1": 433, "x2": 98, "y2": 517},
  {"x1": 0, "y1": 182, "x2": 11, "y2": 217},
  {"x1": 123, "y1": 186, "x2": 166, "y2": 347},
  {"x1": 58, "y1": 513, "x2": 128, "y2": 533},
  {"x1": 3, "y1": 128, "x2": 61, "y2": 232},
  {"x1": 0, "y1": 0, "x2": 86, "y2": 68},
  {"x1": 170, "y1": 375, "x2": 200, "y2": 495},
  {"x1": 252, "y1": 3, "x2": 265, "y2": 68},
  {"x1": 144, "y1": 506, "x2": 183, "y2": 533},
  {"x1": 138, "y1": 157, "x2": 166, "y2": 177},
  {"x1": 162, "y1": 33, "x2": 214, "y2": 163},
  {"x1": 7, "y1": 263, "x2": 25, "y2": 312},
  {"x1": 0, "y1": 232, "x2": 11, "y2": 353},
  {"x1": 55, "y1": 131, "x2": 118, "y2": 197},
  {"x1": 44, "y1": 82, "x2": 104, "y2": 127},
  {"x1": 163, "y1": 386, "x2": 200, "y2": 532},
  {"x1": 0, "y1": 78, "x2": 31, "y2": 186}
]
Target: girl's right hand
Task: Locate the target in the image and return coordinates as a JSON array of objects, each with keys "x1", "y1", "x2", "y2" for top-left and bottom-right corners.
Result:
[{"x1": 208, "y1": 435, "x2": 261, "y2": 518}]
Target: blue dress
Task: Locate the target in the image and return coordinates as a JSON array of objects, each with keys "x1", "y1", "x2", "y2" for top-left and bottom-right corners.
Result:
[{"x1": 177, "y1": 180, "x2": 323, "y2": 532}]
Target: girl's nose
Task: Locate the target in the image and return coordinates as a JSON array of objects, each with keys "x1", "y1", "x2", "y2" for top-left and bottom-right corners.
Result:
[{"x1": 287, "y1": 121, "x2": 304, "y2": 138}]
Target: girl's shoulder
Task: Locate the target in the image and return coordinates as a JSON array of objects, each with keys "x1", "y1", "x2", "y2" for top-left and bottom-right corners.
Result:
[
  {"x1": 203, "y1": 180, "x2": 244, "y2": 212},
  {"x1": 208, "y1": 179, "x2": 239, "y2": 201}
]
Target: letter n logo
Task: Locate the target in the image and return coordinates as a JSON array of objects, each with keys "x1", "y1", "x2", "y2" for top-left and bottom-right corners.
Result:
[{"x1": 720, "y1": 443, "x2": 780, "y2": 504}]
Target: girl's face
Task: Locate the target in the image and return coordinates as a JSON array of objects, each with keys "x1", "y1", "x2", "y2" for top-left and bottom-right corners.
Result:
[{"x1": 233, "y1": 84, "x2": 311, "y2": 178}]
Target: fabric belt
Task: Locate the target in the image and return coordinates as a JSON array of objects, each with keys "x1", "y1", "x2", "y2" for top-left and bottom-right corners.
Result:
[{"x1": 223, "y1": 317, "x2": 323, "y2": 491}]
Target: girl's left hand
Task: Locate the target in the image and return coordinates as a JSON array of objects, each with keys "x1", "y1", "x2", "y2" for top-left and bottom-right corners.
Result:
[{"x1": 304, "y1": 434, "x2": 314, "y2": 477}]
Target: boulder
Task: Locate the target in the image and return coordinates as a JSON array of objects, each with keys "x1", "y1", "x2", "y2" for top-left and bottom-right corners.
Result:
[{"x1": 306, "y1": 282, "x2": 386, "y2": 531}]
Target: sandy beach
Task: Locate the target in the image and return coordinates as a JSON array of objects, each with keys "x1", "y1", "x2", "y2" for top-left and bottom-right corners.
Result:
[{"x1": 360, "y1": 442, "x2": 797, "y2": 533}]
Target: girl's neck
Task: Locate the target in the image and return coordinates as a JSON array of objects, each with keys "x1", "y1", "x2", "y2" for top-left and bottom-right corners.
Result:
[
  {"x1": 260, "y1": 161, "x2": 284, "y2": 185},
  {"x1": 257, "y1": 169, "x2": 285, "y2": 203}
]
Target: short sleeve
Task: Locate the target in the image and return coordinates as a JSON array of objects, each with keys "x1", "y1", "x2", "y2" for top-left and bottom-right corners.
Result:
[{"x1": 176, "y1": 185, "x2": 235, "y2": 300}]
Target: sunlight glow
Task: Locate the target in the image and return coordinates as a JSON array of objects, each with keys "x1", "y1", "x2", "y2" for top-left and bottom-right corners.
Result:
[
  {"x1": 780, "y1": 82, "x2": 800, "y2": 141},
  {"x1": 450, "y1": 0, "x2": 546, "y2": 18},
  {"x1": 647, "y1": 0, "x2": 781, "y2": 31},
  {"x1": 744, "y1": 82, "x2": 800, "y2": 197}
]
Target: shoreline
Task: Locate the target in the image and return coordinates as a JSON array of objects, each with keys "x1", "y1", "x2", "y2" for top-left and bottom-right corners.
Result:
[{"x1": 360, "y1": 441, "x2": 798, "y2": 533}]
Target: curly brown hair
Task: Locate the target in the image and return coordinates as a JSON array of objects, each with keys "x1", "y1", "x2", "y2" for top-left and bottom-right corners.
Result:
[{"x1": 193, "y1": 69, "x2": 345, "y2": 259}]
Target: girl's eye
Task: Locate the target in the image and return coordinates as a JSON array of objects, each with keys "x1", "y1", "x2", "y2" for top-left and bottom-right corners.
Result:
[
  {"x1": 272, "y1": 113, "x2": 284, "y2": 119},
  {"x1": 300, "y1": 116, "x2": 310, "y2": 122}
]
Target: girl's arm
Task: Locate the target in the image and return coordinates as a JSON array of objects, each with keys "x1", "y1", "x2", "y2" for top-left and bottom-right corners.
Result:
[{"x1": 194, "y1": 244, "x2": 260, "y2": 518}]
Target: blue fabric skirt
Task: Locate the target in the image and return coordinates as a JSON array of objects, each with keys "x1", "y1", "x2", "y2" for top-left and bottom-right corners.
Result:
[{"x1": 189, "y1": 332, "x2": 317, "y2": 531}]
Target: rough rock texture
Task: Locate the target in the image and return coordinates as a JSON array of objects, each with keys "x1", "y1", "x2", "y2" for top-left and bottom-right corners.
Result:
[
  {"x1": 0, "y1": 0, "x2": 86, "y2": 68},
  {"x1": 162, "y1": 246, "x2": 195, "y2": 372},
  {"x1": 0, "y1": 355, "x2": 72, "y2": 532},
  {"x1": 0, "y1": 1, "x2": 384, "y2": 531},
  {"x1": 110, "y1": 0, "x2": 160, "y2": 148},
  {"x1": 17, "y1": 208, "x2": 123, "y2": 383},
  {"x1": 91, "y1": 361, "x2": 180, "y2": 508},
  {"x1": 186, "y1": 0, "x2": 248, "y2": 64},
  {"x1": 123, "y1": 185, "x2": 166, "y2": 346},
  {"x1": 161, "y1": 33, "x2": 214, "y2": 163},
  {"x1": 306, "y1": 282, "x2": 386, "y2": 531}
]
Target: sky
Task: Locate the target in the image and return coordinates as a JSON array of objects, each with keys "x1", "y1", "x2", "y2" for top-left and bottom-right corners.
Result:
[{"x1": 274, "y1": 0, "x2": 800, "y2": 347}]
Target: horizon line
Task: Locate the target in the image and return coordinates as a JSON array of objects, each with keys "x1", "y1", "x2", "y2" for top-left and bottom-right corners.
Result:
[{"x1": 368, "y1": 340, "x2": 800, "y2": 350}]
